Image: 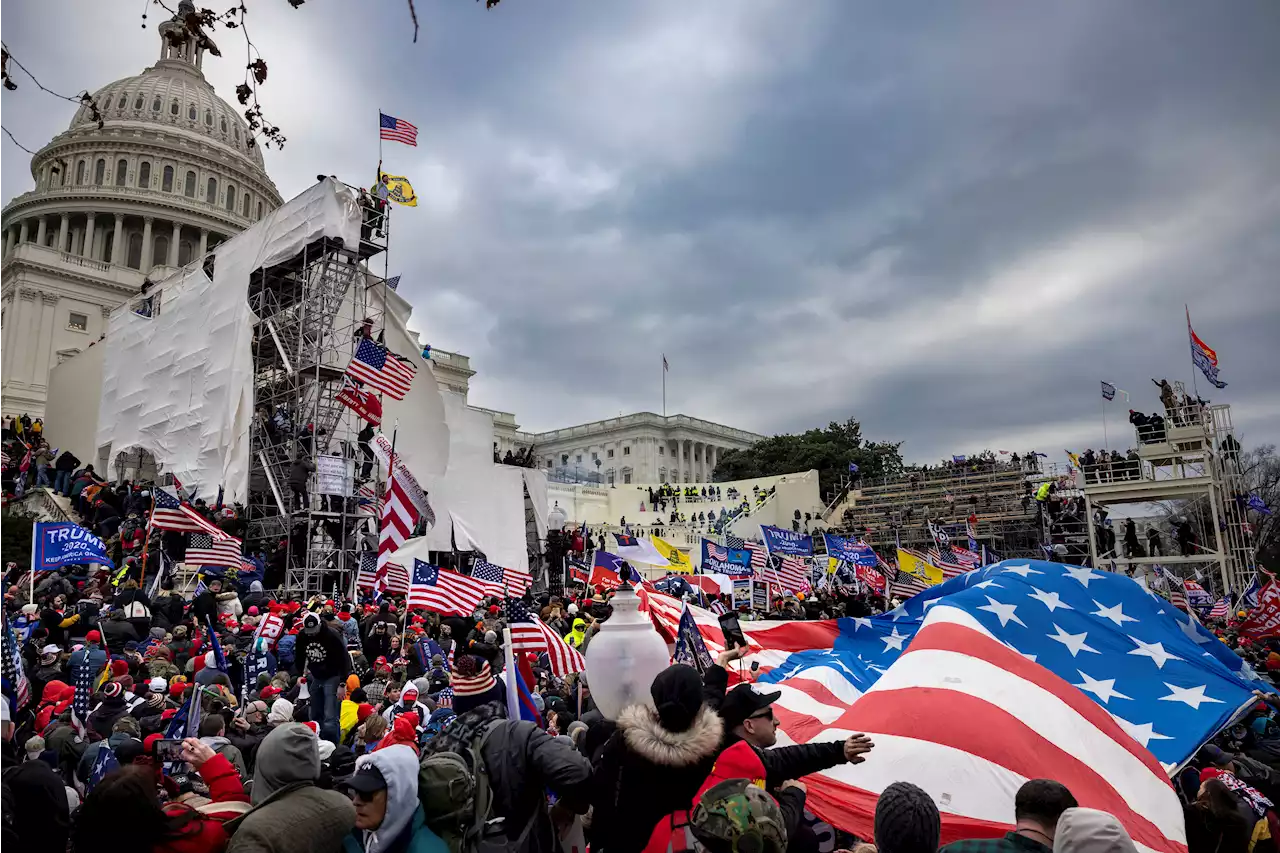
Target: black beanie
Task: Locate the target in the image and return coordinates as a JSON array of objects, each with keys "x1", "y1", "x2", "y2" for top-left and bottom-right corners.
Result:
[
  {"x1": 874, "y1": 781, "x2": 941, "y2": 853},
  {"x1": 650, "y1": 665, "x2": 704, "y2": 733}
]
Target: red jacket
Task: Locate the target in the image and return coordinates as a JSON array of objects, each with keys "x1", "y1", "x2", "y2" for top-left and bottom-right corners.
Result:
[{"x1": 153, "y1": 753, "x2": 249, "y2": 853}]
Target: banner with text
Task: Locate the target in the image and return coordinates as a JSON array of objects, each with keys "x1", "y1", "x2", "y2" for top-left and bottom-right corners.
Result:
[
  {"x1": 760, "y1": 524, "x2": 813, "y2": 556},
  {"x1": 372, "y1": 432, "x2": 431, "y2": 519},
  {"x1": 34, "y1": 521, "x2": 116, "y2": 570},
  {"x1": 702, "y1": 539, "x2": 753, "y2": 576},
  {"x1": 823, "y1": 533, "x2": 878, "y2": 567}
]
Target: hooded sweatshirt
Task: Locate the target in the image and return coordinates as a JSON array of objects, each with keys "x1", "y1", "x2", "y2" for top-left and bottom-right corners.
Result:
[
  {"x1": 250, "y1": 723, "x2": 322, "y2": 806},
  {"x1": 566, "y1": 619, "x2": 587, "y2": 649},
  {"x1": 268, "y1": 698, "x2": 296, "y2": 726},
  {"x1": 348, "y1": 744, "x2": 448, "y2": 853},
  {"x1": 1052, "y1": 807, "x2": 1137, "y2": 853}
]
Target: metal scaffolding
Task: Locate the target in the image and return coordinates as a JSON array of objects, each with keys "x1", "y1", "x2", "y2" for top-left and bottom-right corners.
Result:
[{"x1": 244, "y1": 222, "x2": 389, "y2": 596}]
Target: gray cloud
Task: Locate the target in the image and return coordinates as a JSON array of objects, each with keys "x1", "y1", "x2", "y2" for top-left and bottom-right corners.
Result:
[{"x1": 4, "y1": 0, "x2": 1277, "y2": 465}]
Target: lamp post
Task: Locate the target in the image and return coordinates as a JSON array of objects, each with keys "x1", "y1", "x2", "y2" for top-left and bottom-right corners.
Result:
[{"x1": 584, "y1": 583, "x2": 671, "y2": 720}]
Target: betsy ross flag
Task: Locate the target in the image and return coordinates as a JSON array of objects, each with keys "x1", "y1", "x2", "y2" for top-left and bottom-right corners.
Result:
[
  {"x1": 472, "y1": 560, "x2": 533, "y2": 596},
  {"x1": 505, "y1": 598, "x2": 585, "y2": 677},
  {"x1": 356, "y1": 552, "x2": 410, "y2": 596},
  {"x1": 347, "y1": 338, "x2": 416, "y2": 400},
  {"x1": 186, "y1": 532, "x2": 243, "y2": 567},
  {"x1": 379, "y1": 112, "x2": 418, "y2": 146},
  {"x1": 151, "y1": 488, "x2": 225, "y2": 537},
  {"x1": 336, "y1": 376, "x2": 383, "y2": 426},
  {"x1": 1187, "y1": 307, "x2": 1227, "y2": 389},
  {"x1": 408, "y1": 559, "x2": 503, "y2": 617}
]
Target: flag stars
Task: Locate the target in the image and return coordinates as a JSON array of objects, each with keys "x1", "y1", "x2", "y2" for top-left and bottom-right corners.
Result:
[
  {"x1": 850, "y1": 617, "x2": 872, "y2": 632},
  {"x1": 971, "y1": 580, "x2": 1004, "y2": 591},
  {"x1": 1046, "y1": 624, "x2": 1099, "y2": 657},
  {"x1": 1160, "y1": 683, "x2": 1224, "y2": 710},
  {"x1": 1063, "y1": 566, "x2": 1102, "y2": 588},
  {"x1": 1112, "y1": 716, "x2": 1174, "y2": 748},
  {"x1": 1027, "y1": 587, "x2": 1073, "y2": 613},
  {"x1": 1074, "y1": 671, "x2": 1131, "y2": 704},
  {"x1": 1091, "y1": 600, "x2": 1138, "y2": 628},
  {"x1": 881, "y1": 627, "x2": 909, "y2": 652},
  {"x1": 1128, "y1": 637, "x2": 1184, "y2": 670},
  {"x1": 977, "y1": 595, "x2": 1026, "y2": 628},
  {"x1": 1001, "y1": 564, "x2": 1043, "y2": 578}
]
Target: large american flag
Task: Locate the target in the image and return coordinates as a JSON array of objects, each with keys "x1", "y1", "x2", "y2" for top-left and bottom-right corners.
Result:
[
  {"x1": 346, "y1": 338, "x2": 416, "y2": 400},
  {"x1": 505, "y1": 598, "x2": 585, "y2": 677},
  {"x1": 636, "y1": 561, "x2": 1248, "y2": 850},
  {"x1": 407, "y1": 559, "x2": 502, "y2": 617},
  {"x1": 2, "y1": 612, "x2": 31, "y2": 710},
  {"x1": 186, "y1": 532, "x2": 243, "y2": 567},
  {"x1": 151, "y1": 487, "x2": 225, "y2": 537},
  {"x1": 378, "y1": 468, "x2": 419, "y2": 575},
  {"x1": 356, "y1": 552, "x2": 410, "y2": 596},
  {"x1": 472, "y1": 560, "x2": 532, "y2": 596},
  {"x1": 379, "y1": 112, "x2": 418, "y2": 146}
]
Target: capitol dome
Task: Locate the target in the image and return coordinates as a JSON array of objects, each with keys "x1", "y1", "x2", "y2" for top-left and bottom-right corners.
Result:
[{"x1": 1, "y1": 3, "x2": 284, "y2": 420}]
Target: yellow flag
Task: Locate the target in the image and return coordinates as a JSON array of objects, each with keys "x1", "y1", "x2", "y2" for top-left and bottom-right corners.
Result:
[
  {"x1": 897, "y1": 548, "x2": 944, "y2": 586},
  {"x1": 827, "y1": 556, "x2": 841, "y2": 575},
  {"x1": 375, "y1": 174, "x2": 418, "y2": 207},
  {"x1": 652, "y1": 535, "x2": 693, "y2": 573}
]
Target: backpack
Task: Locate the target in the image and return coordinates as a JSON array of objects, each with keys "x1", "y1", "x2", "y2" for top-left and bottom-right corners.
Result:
[{"x1": 418, "y1": 721, "x2": 541, "y2": 853}]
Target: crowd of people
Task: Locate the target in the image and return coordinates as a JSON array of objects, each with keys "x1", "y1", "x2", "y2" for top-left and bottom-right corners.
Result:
[{"x1": 5, "y1": 542, "x2": 1279, "y2": 853}]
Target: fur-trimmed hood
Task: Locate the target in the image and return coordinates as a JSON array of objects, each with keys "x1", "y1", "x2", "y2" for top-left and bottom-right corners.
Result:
[{"x1": 618, "y1": 702, "x2": 723, "y2": 768}]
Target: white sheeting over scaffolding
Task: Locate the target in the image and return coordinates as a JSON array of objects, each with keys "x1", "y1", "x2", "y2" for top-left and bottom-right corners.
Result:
[{"x1": 96, "y1": 179, "x2": 362, "y2": 502}]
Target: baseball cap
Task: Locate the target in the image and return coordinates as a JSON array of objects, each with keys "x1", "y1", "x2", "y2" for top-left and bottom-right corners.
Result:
[
  {"x1": 40, "y1": 644, "x2": 60, "y2": 658},
  {"x1": 719, "y1": 683, "x2": 781, "y2": 730},
  {"x1": 340, "y1": 762, "x2": 388, "y2": 796}
]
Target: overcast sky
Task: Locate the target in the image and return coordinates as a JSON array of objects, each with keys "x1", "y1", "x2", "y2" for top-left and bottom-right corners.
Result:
[{"x1": 4, "y1": 1, "x2": 1277, "y2": 464}]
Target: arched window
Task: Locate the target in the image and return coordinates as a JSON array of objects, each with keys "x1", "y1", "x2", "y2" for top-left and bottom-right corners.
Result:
[
  {"x1": 115, "y1": 159, "x2": 128, "y2": 186},
  {"x1": 116, "y1": 93, "x2": 128, "y2": 109},
  {"x1": 256, "y1": 201, "x2": 263, "y2": 220},
  {"x1": 94, "y1": 159, "x2": 106, "y2": 185},
  {"x1": 127, "y1": 233, "x2": 143, "y2": 269},
  {"x1": 225, "y1": 183, "x2": 236, "y2": 211},
  {"x1": 75, "y1": 160, "x2": 85, "y2": 184},
  {"x1": 188, "y1": 103, "x2": 197, "y2": 121},
  {"x1": 242, "y1": 192, "x2": 250, "y2": 216},
  {"x1": 152, "y1": 96, "x2": 162, "y2": 111},
  {"x1": 103, "y1": 232, "x2": 115, "y2": 265},
  {"x1": 184, "y1": 171, "x2": 196, "y2": 198},
  {"x1": 153, "y1": 234, "x2": 170, "y2": 266},
  {"x1": 220, "y1": 116, "x2": 228, "y2": 133},
  {"x1": 204, "y1": 109, "x2": 213, "y2": 126},
  {"x1": 207, "y1": 177, "x2": 217, "y2": 203},
  {"x1": 162, "y1": 165, "x2": 174, "y2": 192},
  {"x1": 233, "y1": 127, "x2": 240, "y2": 142},
  {"x1": 170, "y1": 99, "x2": 180, "y2": 116},
  {"x1": 134, "y1": 95, "x2": 143, "y2": 110},
  {"x1": 138, "y1": 161, "x2": 151, "y2": 188},
  {"x1": 178, "y1": 240, "x2": 193, "y2": 266}
]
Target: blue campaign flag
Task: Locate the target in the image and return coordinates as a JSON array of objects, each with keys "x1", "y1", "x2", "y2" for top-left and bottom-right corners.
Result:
[
  {"x1": 760, "y1": 524, "x2": 813, "y2": 557},
  {"x1": 702, "y1": 539, "x2": 752, "y2": 576},
  {"x1": 952, "y1": 455, "x2": 967, "y2": 463},
  {"x1": 847, "y1": 462, "x2": 859, "y2": 474},
  {"x1": 823, "y1": 534, "x2": 877, "y2": 568},
  {"x1": 509, "y1": 657, "x2": 540, "y2": 724},
  {"x1": 33, "y1": 521, "x2": 116, "y2": 570},
  {"x1": 87, "y1": 745, "x2": 119, "y2": 792},
  {"x1": 673, "y1": 605, "x2": 715, "y2": 673},
  {"x1": 752, "y1": 559, "x2": 1266, "y2": 770},
  {"x1": 1247, "y1": 494, "x2": 1273, "y2": 516},
  {"x1": 203, "y1": 615, "x2": 229, "y2": 673}
]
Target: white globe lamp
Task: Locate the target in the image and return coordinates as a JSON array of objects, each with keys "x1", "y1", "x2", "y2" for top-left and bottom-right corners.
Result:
[{"x1": 584, "y1": 583, "x2": 671, "y2": 720}]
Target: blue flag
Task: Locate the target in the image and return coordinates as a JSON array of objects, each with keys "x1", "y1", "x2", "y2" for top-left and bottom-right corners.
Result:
[
  {"x1": 847, "y1": 462, "x2": 859, "y2": 474},
  {"x1": 1247, "y1": 494, "x2": 1273, "y2": 516},
  {"x1": 87, "y1": 746, "x2": 119, "y2": 792},
  {"x1": 759, "y1": 525, "x2": 813, "y2": 556},
  {"x1": 509, "y1": 658, "x2": 540, "y2": 724},
  {"x1": 204, "y1": 616, "x2": 229, "y2": 673},
  {"x1": 673, "y1": 605, "x2": 714, "y2": 674},
  {"x1": 33, "y1": 521, "x2": 115, "y2": 570}
]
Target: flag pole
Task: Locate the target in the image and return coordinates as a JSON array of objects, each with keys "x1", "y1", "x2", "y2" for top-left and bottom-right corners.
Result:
[
  {"x1": 29, "y1": 519, "x2": 37, "y2": 601},
  {"x1": 1185, "y1": 305, "x2": 1201, "y2": 399},
  {"x1": 138, "y1": 491, "x2": 155, "y2": 590},
  {"x1": 1101, "y1": 393, "x2": 1109, "y2": 454},
  {"x1": 662, "y1": 354, "x2": 666, "y2": 418}
]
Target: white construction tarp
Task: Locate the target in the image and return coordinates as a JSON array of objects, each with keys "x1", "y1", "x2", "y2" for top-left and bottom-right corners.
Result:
[
  {"x1": 96, "y1": 178, "x2": 362, "y2": 501},
  {"x1": 522, "y1": 468, "x2": 550, "y2": 542},
  {"x1": 374, "y1": 285, "x2": 449, "y2": 479}
]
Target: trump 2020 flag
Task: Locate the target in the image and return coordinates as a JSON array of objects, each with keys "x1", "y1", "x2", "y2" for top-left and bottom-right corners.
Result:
[{"x1": 34, "y1": 521, "x2": 115, "y2": 570}]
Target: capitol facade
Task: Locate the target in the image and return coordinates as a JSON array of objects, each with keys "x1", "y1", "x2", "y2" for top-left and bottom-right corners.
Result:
[{"x1": 0, "y1": 3, "x2": 282, "y2": 419}]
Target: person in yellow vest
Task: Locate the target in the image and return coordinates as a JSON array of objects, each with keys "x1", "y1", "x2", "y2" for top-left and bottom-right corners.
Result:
[{"x1": 566, "y1": 618, "x2": 588, "y2": 649}]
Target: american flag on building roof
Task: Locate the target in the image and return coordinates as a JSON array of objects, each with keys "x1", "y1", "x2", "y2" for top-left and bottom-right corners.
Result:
[
  {"x1": 472, "y1": 560, "x2": 533, "y2": 597},
  {"x1": 505, "y1": 598, "x2": 585, "y2": 677},
  {"x1": 379, "y1": 112, "x2": 419, "y2": 146}
]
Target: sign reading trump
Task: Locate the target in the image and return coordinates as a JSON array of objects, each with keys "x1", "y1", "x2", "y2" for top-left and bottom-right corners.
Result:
[{"x1": 35, "y1": 521, "x2": 116, "y2": 570}]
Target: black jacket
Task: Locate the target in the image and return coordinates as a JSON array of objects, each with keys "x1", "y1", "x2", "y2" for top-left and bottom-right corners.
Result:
[
  {"x1": 296, "y1": 624, "x2": 352, "y2": 680},
  {"x1": 722, "y1": 732, "x2": 847, "y2": 791},
  {"x1": 484, "y1": 717, "x2": 594, "y2": 853},
  {"x1": 53, "y1": 452, "x2": 80, "y2": 473},
  {"x1": 1, "y1": 740, "x2": 70, "y2": 853},
  {"x1": 589, "y1": 704, "x2": 725, "y2": 853}
]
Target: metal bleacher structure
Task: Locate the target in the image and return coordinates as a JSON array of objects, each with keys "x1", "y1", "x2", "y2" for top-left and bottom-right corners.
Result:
[
  {"x1": 1080, "y1": 385, "x2": 1254, "y2": 595},
  {"x1": 823, "y1": 460, "x2": 1049, "y2": 560},
  {"x1": 243, "y1": 217, "x2": 390, "y2": 596}
]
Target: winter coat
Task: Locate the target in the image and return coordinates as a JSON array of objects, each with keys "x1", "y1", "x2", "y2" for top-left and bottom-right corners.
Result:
[
  {"x1": 201, "y1": 735, "x2": 250, "y2": 782},
  {"x1": 1, "y1": 739, "x2": 71, "y2": 853},
  {"x1": 86, "y1": 695, "x2": 129, "y2": 740},
  {"x1": 216, "y1": 591, "x2": 244, "y2": 621},
  {"x1": 151, "y1": 593, "x2": 186, "y2": 631},
  {"x1": 153, "y1": 752, "x2": 252, "y2": 853},
  {"x1": 340, "y1": 746, "x2": 449, "y2": 853},
  {"x1": 589, "y1": 704, "x2": 725, "y2": 853},
  {"x1": 424, "y1": 701, "x2": 592, "y2": 853},
  {"x1": 287, "y1": 458, "x2": 315, "y2": 490},
  {"x1": 53, "y1": 451, "x2": 80, "y2": 472},
  {"x1": 296, "y1": 625, "x2": 352, "y2": 681}
]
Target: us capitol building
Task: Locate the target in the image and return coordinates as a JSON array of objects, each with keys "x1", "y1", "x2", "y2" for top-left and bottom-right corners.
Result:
[{"x1": 1, "y1": 5, "x2": 762, "y2": 480}]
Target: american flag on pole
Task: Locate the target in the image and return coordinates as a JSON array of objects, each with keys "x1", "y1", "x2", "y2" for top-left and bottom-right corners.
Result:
[
  {"x1": 151, "y1": 487, "x2": 226, "y2": 537},
  {"x1": 356, "y1": 482, "x2": 386, "y2": 517},
  {"x1": 740, "y1": 540, "x2": 769, "y2": 569},
  {"x1": 927, "y1": 548, "x2": 972, "y2": 580},
  {"x1": 356, "y1": 552, "x2": 410, "y2": 596},
  {"x1": 504, "y1": 598, "x2": 585, "y2": 677},
  {"x1": 379, "y1": 112, "x2": 418, "y2": 146},
  {"x1": 378, "y1": 468, "x2": 420, "y2": 576},
  {"x1": 1208, "y1": 598, "x2": 1229, "y2": 620},
  {"x1": 407, "y1": 559, "x2": 503, "y2": 617},
  {"x1": 186, "y1": 532, "x2": 243, "y2": 567},
  {"x1": 384, "y1": 275, "x2": 401, "y2": 291},
  {"x1": 761, "y1": 554, "x2": 809, "y2": 594},
  {"x1": 472, "y1": 560, "x2": 533, "y2": 596},
  {"x1": 346, "y1": 338, "x2": 416, "y2": 400},
  {"x1": 2, "y1": 612, "x2": 31, "y2": 710}
]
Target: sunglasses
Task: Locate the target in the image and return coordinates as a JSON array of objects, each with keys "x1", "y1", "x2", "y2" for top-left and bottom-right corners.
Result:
[
  {"x1": 747, "y1": 707, "x2": 775, "y2": 722},
  {"x1": 347, "y1": 788, "x2": 381, "y2": 804}
]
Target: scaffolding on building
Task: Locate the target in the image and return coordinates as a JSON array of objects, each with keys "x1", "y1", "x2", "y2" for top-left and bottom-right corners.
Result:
[
  {"x1": 1081, "y1": 383, "x2": 1255, "y2": 597},
  {"x1": 244, "y1": 214, "x2": 389, "y2": 596}
]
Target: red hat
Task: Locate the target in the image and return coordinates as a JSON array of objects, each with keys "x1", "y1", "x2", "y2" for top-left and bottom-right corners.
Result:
[
  {"x1": 488, "y1": 605, "x2": 500, "y2": 615},
  {"x1": 388, "y1": 604, "x2": 397, "y2": 613},
  {"x1": 247, "y1": 606, "x2": 259, "y2": 615},
  {"x1": 101, "y1": 681, "x2": 123, "y2": 699},
  {"x1": 303, "y1": 721, "x2": 319, "y2": 735},
  {"x1": 325, "y1": 599, "x2": 334, "y2": 607},
  {"x1": 144, "y1": 732, "x2": 165, "y2": 754},
  {"x1": 374, "y1": 656, "x2": 388, "y2": 667},
  {"x1": 169, "y1": 683, "x2": 187, "y2": 700},
  {"x1": 1200, "y1": 767, "x2": 1225, "y2": 784},
  {"x1": 356, "y1": 703, "x2": 375, "y2": 723},
  {"x1": 110, "y1": 659, "x2": 129, "y2": 678},
  {"x1": 260, "y1": 685, "x2": 281, "y2": 701},
  {"x1": 86, "y1": 630, "x2": 102, "y2": 644}
]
